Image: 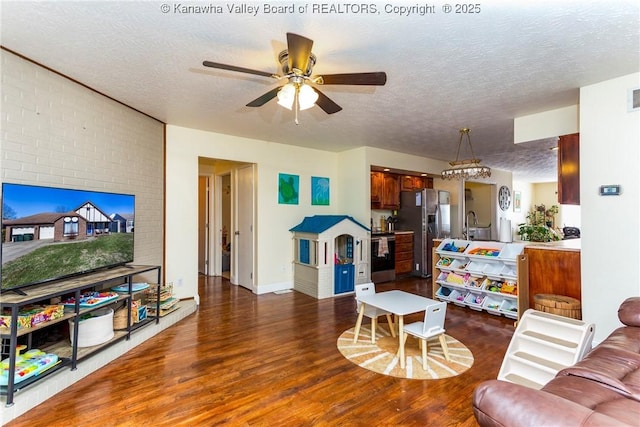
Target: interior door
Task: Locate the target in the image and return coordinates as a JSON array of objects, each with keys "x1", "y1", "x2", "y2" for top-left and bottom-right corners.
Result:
[
  {"x1": 233, "y1": 165, "x2": 254, "y2": 289},
  {"x1": 197, "y1": 176, "x2": 209, "y2": 275}
]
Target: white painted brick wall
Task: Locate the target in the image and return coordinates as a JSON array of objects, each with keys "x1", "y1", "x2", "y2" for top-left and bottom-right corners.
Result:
[{"x1": 1, "y1": 50, "x2": 164, "y2": 275}]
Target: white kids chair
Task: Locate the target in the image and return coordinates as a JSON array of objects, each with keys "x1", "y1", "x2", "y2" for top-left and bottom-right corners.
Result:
[{"x1": 353, "y1": 282, "x2": 396, "y2": 343}]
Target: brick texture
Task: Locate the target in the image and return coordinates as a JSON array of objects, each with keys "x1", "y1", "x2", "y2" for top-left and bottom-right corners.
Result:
[{"x1": 1, "y1": 50, "x2": 164, "y2": 274}]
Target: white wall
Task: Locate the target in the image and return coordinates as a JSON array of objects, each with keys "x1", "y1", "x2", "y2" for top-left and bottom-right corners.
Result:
[
  {"x1": 0, "y1": 50, "x2": 165, "y2": 280},
  {"x1": 580, "y1": 73, "x2": 640, "y2": 342},
  {"x1": 166, "y1": 125, "x2": 341, "y2": 298}
]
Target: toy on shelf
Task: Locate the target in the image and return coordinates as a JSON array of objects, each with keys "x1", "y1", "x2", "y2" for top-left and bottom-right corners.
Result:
[
  {"x1": 0, "y1": 347, "x2": 60, "y2": 386},
  {"x1": 62, "y1": 291, "x2": 119, "y2": 308},
  {"x1": 441, "y1": 242, "x2": 468, "y2": 253},
  {"x1": 1, "y1": 305, "x2": 64, "y2": 330},
  {"x1": 467, "y1": 247, "x2": 501, "y2": 257}
]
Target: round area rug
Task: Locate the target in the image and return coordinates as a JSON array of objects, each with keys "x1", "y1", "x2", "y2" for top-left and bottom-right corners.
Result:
[{"x1": 337, "y1": 326, "x2": 474, "y2": 380}]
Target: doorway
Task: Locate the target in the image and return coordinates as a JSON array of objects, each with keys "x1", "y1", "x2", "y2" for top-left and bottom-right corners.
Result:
[
  {"x1": 198, "y1": 158, "x2": 255, "y2": 290},
  {"x1": 464, "y1": 181, "x2": 496, "y2": 238}
]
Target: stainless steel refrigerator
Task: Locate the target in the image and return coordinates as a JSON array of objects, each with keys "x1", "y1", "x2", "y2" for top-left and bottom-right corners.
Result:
[{"x1": 397, "y1": 189, "x2": 451, "y2": 277}]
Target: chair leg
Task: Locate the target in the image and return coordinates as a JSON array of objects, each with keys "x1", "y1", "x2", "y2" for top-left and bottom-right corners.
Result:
[
  {"x1": 421, "y1": 338, "x2": 428, "y2": 370},
  {"x1": 371, "y1": 317, "x2": 377, "y2": 343},
  {"x1": 438, "y1": 334, "x2": 451, "y2": 361},
  {"x1": 353, "y1": 306, "x2": 365, "y2": 343},
  {"x1": 385, "y1": 314, "x2": 396, "y2": 337}
]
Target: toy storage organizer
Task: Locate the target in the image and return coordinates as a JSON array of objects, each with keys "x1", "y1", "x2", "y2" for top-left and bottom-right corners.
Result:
[{"x1": 432, "y1": 239, "x2": 529, "y2": 321}]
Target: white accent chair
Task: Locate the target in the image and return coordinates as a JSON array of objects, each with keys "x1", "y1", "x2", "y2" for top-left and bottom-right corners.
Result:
[
  {"x1": 400, "y1": 301, "x2": 450, "y2": 370},
  {"x1": 353, "y1": 283, "x2": 396, "y2": 343}
]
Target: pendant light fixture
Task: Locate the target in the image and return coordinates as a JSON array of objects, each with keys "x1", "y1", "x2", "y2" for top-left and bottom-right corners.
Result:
[{"x1": 441, "y1": 128, "x2": 492, "y2": 180}]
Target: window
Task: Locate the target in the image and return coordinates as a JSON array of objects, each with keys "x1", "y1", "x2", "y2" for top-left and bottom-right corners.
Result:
[
  {"x1": 299, "y1": 239, "x2": 310, "y2": 264},
  {"x1": 63, "y1": 216, "x2": 79, "y2": 236}
]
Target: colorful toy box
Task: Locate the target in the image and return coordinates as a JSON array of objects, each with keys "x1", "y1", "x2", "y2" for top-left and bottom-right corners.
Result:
[{"x1": 0, "y1": 305, "x2": 64, "y2": 330}]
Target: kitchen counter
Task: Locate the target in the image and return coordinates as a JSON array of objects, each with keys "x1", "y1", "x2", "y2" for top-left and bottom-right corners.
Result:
[{"x1": 524, "y1": 238, "x2": 580, "y2": 252}]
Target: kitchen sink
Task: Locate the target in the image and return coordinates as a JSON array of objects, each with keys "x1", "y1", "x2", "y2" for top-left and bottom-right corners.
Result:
[{"x1": 467, "y1": 226, "x2": 491, "y2": 241}]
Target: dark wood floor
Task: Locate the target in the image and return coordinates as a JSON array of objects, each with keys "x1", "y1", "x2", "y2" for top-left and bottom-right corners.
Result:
[{"x1": 7, "y1": 276, "x2": 516, "y2": 426}]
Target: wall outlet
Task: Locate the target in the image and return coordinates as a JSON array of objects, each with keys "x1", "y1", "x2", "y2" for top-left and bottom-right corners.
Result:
[
  {"x1": 176, "y1": 278, "x2": 183, "y2": 287},
  {"x1": 416, "y1": 263, "x2": 419, "y2": 270}
]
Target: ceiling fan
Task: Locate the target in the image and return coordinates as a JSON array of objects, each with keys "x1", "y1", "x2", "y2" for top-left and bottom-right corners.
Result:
[{"x1": 203, "y1": 32, "x2": 387, "y2": 123}]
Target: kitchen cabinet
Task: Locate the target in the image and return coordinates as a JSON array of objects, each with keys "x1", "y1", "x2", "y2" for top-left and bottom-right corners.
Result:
[
  {"x1": 558, "y1": 133, "x2": 580, "y2": 205},
  {"x1": 524, "y1": 245, "x2": 581, "y2": 310},
  {"x1": 0, "y1": 265, "x2": 162, "y2": 405},
  {"x1": 394, "y1": 232, "x2": 414, "y2": 276},
  {"x1": 432, "y1": 239, "x2": 529, "y2": 322},
  {"x1": 400, "y1": 175, "x2": 433, "y2": 191},
  {"x1": 371, "y1": 171, "x2": 400, "y2": 209}
]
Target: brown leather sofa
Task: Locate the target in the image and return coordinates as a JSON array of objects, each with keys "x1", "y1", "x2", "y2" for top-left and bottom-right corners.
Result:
[{"x1": 472, "y1": 297, "x2": 640, "y2": 427}]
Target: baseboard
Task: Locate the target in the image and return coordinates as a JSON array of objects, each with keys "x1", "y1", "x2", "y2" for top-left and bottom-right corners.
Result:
[{"x1": 254, "y1": 280, "x2": 294, "y2": 295}]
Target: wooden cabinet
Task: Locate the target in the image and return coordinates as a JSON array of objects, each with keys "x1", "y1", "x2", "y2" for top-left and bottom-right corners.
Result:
[
  {"x1": 558, "y1": 133, "x2": 580, "y2": 205},
  {"x1": 400, "y1": 175, "x2": 433, "y2": 191},
  {"x1": 371, "y1": 172, "x2": 399, "y2": 209},
  {"x1": 394, "y1": 232, "x2": 414, "y2": 276},
  {"x1": 524, "y1": 246, "x2": 581, "y2": 309}
]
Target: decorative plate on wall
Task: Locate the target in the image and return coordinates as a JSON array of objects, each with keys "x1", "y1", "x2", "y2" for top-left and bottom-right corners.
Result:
[{"x1": 498, "y1": 185, "x2": 511, "y2": 211}]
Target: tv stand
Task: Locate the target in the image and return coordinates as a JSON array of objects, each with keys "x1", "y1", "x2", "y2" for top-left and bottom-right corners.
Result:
[{"x1": 0, "y1": 265, "x2": 162, "y2": 406}]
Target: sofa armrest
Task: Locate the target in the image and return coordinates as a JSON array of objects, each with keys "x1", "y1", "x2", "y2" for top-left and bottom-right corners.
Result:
[
  {"x1": 618, "y1": 297, "x2": 640, "y2": 326},
  {"x1": 472, "y1": 380, "x2": 625, "y2": 427}
]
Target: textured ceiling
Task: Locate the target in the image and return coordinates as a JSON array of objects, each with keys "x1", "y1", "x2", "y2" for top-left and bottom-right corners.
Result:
[{"x1": 2, "y1": 1, "x2": 639, "y2": 182}]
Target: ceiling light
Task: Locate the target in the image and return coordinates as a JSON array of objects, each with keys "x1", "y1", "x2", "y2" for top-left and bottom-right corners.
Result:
[
  {"x1": 441, "y1": 128, "x2": 492, "y2": 180},
  {"x1": 277, "y1": 78, "x2": 319, "y2": 124}
]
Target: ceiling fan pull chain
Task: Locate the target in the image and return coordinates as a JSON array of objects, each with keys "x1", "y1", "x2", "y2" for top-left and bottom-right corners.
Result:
[{"x1": 294, "y1": 84, "x2": 300, "y2": 125}]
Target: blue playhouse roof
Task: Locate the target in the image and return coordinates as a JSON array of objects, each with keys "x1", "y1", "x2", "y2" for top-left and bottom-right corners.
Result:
[{"x1": 289, "y1": 215, "x2": 369, "y2": 234}]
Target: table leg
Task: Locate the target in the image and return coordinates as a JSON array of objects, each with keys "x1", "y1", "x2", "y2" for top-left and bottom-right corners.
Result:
[
  {"x1": 353, "y1": 303, "x2": 366, "y2": 343},
  {"x1": 398, "y1": 315, "x2": 405, "y2": 368}
]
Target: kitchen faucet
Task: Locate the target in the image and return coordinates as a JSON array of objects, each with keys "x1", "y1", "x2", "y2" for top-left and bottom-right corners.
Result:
[{"x1": 466, "y1": 210, "x2": 478, "y2": 227}]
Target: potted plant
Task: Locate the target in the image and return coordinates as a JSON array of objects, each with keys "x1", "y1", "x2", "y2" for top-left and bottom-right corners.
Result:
[{"x1": 517, "y1": 204, "x2": 560, "y2": 242}]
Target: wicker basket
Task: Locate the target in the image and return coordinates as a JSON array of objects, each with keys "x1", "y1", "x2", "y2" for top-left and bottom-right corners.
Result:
[
  {"x1": 534, "y1": 294, "x2": 581, "y2": 319},
  {"x1": 113, "y1": 300, "x2": 139, "y2": 330}
]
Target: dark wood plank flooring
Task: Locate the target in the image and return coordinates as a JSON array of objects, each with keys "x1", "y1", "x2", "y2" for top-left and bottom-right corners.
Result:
[{"x1": 6, "y1": 276, "x2": 516, "y2": 426}]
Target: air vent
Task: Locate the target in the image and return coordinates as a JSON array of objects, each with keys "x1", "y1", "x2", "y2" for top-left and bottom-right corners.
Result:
[{"x1": 629, "y1": 87, "x2": 640, "y2": 112}]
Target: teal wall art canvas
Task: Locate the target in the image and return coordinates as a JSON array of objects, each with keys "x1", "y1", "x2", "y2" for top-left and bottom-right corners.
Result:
[
  {"x1": 278, "y1": 173, "x2": 299, "y2": 204},
  {"x1": 311, "y1": 176, "x2": 330, "y2": 205}
]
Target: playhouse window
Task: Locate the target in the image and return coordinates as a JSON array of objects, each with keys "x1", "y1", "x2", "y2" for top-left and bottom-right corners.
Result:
[{"x1": 299, "y1": 239, "x2": 310, "y2": 264}]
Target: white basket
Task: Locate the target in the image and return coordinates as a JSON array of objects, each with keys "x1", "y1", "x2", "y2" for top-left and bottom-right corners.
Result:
[{"x1": 69, "y1": 307, "x2": 114, "y2": 347}]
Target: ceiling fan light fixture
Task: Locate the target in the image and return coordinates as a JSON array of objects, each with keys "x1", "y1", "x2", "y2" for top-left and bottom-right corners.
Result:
[
  {"x1": 277, "y1": 82, "x2": 318, "y2": 111},
  {"x1": 441, "y1": 128, "x2": 492, "y2": 180},
  {"x1": 277, "y1": 82, "x2": 296, "y2": 110},
  {"x1": 297, "y1": 84, "x2": 318, "y2": 110}
]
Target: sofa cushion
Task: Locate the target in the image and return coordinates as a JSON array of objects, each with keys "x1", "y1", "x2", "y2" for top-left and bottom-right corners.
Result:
[
  {"x1": 542, "y1": 376, "x2": 640, "y2": 425},
  {"x1": 619, "y1": 297, "x2": 640, "y2": 327},
  {"x1": 555, "y1": 329, "x2": 640, "y2": 401},
  {"x1": 473, "y1": 379, "x2": 631, "y2": 426}
]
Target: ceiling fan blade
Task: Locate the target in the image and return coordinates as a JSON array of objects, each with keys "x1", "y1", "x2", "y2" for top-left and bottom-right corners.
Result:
[
  {"x1": 246, "y1": 86, "x2": 281, "y2": 107},
  {"x1": 287, "y1": 33, "x2": 314, "y2": 73},
  {"x1": 313, "y1": 88, "x2": 342, "y2": 114},
  {"x1": 203, "y1": 61, "x2": 277, "y2": 79},
  {"x1": 316, "y1": 72, "x2": 387, "y2": 86}
]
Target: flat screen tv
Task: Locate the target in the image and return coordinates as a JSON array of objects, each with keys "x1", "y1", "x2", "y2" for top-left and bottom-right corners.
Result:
[{"x1": 1, "y1": 183, "x2": 135, "y2": 293}]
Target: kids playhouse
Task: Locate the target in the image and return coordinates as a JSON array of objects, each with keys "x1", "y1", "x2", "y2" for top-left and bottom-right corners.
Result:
[{"x1": 289, "y1": 215, "x2": 370, "y2": 299}]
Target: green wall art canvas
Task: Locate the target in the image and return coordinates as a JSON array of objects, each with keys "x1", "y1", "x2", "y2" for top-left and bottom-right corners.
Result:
[
  {"x1": 278, "y1": 173, "x2": 299, "y2": 204},
  {"x1": 311, "y1": 176, "x2": 330, "y2": 205}
]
